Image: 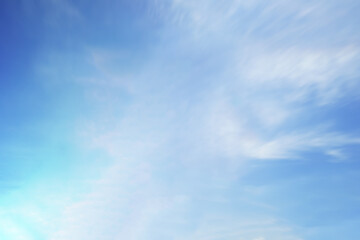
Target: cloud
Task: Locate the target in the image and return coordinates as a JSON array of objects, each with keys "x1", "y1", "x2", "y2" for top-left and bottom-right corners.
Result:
[
  {"x1": 49, "y1": 163, "x2": 169, "y2": 240},
  {"x1": 238, "y1": 46, "x2": 360, "y2": 105},
  {"x1": 203, "y1": 95, "x2": 360, "y2": 160}
]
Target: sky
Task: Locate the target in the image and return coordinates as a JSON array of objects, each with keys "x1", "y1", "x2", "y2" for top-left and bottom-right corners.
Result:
[{"x1": 0, "y1": 0, "x2": 360, "y2": 239}]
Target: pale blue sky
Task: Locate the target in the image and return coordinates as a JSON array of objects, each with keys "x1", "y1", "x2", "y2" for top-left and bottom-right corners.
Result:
[{"x1": 1, "y1": 0, "x2": 360, "y2": 239}]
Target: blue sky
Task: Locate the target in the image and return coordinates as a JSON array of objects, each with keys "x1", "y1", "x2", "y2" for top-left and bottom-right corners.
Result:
[{"x1": 1, "y1": 0, "x2": 360, "y2": 239}]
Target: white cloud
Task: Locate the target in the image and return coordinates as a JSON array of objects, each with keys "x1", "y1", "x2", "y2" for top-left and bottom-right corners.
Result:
[
  {"x1": 48, "y1": 160, "x2": 180, "y2": 240},
  {"x1": 239, "y1": 46, "x2": 359, "y2": 105},
  {"x1": 203, "y1": 96, "x2": 360, "y2": 160}
]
